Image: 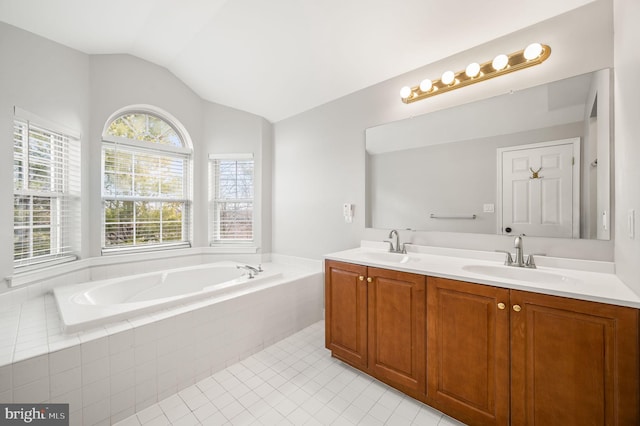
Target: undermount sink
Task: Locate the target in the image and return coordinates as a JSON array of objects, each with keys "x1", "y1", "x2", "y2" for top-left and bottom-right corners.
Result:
[
  {"x1": 360, "y1": 251, "x2": 416, "y2": 264},
  {"x1": 462, "y1": 264, "x2": 581, "y2": 286}
]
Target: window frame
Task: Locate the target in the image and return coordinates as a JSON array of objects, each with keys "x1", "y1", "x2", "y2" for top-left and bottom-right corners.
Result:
[
  {"x1": 208, "y1": 153, "x2": 255, "y2": 245},
  {"x1": 101, "y1": 108, "x2": 193, "y2": 255},
  {"x1": 12, "y1": 109, "x2": 81, "y2": 271}
]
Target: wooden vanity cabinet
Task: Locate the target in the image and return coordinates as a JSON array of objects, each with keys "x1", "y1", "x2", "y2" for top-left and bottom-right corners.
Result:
[
  {"x1": 428, "y1": 277, "x2": 639, "y2": 426},
  {"x1": 426, "y1": 277, "x2": 511, "y2": 426},
  {"x1": 325, "y1": 260, "x2": 368, "y2": 368},
  {"x1": 325, "y1": 261, "x2": 639, "y2": 426},
  {"x1": 325, "y1": 260, "x2": 426, "y2": 397},
  {"x1": 510, "y1": 289, "x2": 639, "y2": 425},
  {"x1": 367, "y1": 267, "x2": 426, "y2": 397}
]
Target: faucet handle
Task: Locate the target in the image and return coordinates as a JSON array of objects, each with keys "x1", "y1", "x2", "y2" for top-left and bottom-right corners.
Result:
[
  {"x1": 525, "y1": 253, "x2": 546, "y2": 269},
  {"x1": 495, "y1": 250, "x2": 514, "y2": 266},
  {"x1": 384, "y1": 240, "x2": 395, "y2": 252}
]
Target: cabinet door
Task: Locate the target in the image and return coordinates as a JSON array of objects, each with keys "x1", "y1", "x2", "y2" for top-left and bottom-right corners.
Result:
[
  {"x1": 367, "y1": 267, "x2": 426, "y2": 396},
  {"x1": 510, "y1": 290, "x2": 640, "y2": 425},
  {"x1": 426, "y1": 277, "x2": 510, "y2": 426},
  {"x1": 325, "y1": 260, "x2": 368, "y2": 368}
]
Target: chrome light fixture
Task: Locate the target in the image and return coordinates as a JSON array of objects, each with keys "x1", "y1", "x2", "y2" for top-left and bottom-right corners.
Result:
[{"x1": 400, "y1": 43, "x2": 551, "y2": 103}]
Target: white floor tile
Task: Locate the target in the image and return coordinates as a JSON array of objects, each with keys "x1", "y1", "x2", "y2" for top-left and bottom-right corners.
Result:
[
  {"x1": 439, "y1": 414, "x2": 468, "y2": 426},
  {"x1": 413, "y1": 406, "x2": 444, "y2": 425},
  {"x1": 115, "y1": 321, "x2": 461, "y2": 425},
  {"x1": 136, "y1": 404, "x2": 163, "y2": 424},
  {"x1": 192, "y1": 403, "x2": 217, "y2": 423},
  {"x1": 144, "y1": 414, "x2": 171, "y2": 426}
]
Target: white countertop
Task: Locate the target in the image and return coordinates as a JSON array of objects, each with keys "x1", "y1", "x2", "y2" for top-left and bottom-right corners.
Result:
[{"x1": 324, "y1": 241, "x2": 640, "y2": 309}]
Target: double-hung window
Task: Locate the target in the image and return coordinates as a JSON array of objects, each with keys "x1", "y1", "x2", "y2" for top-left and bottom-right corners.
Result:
[
  {"x1": 209, "y1": 154, "x2": 254, "y2": 244},
  {"x1": 102, "y1": 111, "x2": 192, "y2": 253},
  {"x1": 13, "y1": 116, "x2": 81, "y2": 269}
]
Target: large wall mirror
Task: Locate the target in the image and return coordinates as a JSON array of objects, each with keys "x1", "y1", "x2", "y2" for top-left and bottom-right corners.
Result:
[{"x1": 365, "y1": 69, "x2": 612, "y2": 240}]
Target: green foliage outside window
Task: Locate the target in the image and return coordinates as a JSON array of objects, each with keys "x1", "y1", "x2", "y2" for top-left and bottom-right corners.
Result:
[{"x1": 103, "y1": 111, "x2": 190, "y2": 250}]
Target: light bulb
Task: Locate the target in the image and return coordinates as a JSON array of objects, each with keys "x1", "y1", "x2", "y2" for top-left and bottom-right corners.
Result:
[
  {"x1": 400, "y1": 86, "x2": 412, "y2": 99},
  {"x1": 465, "y1": 62, "x2": 480, "y2": 78},
  {"x1": 524, "y1": 43, "x2": 543, "y2": 60},
  {"x1": 419, "y1": 79, "x2": 433, "y2": 92},
  {"x1": 441, "y1": 71, "x2": 455, "y2": 85},
  {"x1": 492, "y1": 54, "x2": 509, "y2": 71}
]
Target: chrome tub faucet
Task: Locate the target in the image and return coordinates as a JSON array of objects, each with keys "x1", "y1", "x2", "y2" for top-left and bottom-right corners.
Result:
[{"x1": 236, "y1": 264, "x2": 262, "y2": 278}]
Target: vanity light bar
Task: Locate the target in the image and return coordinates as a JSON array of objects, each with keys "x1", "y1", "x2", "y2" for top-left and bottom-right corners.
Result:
[{"x1": 400, "y1": 43, "x2": 551, "y2": 103}]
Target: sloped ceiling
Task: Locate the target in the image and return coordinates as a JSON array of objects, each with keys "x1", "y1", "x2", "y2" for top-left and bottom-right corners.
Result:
[{"x1": 0, "y1": 0, "x2": 595, "y2": 122}]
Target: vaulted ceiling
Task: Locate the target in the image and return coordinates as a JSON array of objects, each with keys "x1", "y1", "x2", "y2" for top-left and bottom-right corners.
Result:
[{"x1": 0, "y1": 0, "x2": 595, "y2": 122}]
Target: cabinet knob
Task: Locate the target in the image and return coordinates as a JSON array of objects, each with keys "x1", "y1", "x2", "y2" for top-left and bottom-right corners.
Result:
[
  {"x1": 358, "y1": 276, "x2": 364, "y2": 281},
  {"x1": 367, "y1": 277, "x2": 372, "y2": 283},
  {"x1": 513, "y1": 304, "x2": 522, "y2": 312},
  {"x1": 497, "y1": 302, "x2": 506, "y2": 310}
]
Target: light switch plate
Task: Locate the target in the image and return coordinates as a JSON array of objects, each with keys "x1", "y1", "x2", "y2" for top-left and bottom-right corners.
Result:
[{"x1": 483, "y1": 204, "x2": 495, "y2": 213}]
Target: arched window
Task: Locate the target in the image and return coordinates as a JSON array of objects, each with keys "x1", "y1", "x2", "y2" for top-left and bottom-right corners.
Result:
[{"x1": 101, "y1": 107, "x2": 192, "y2": 253}]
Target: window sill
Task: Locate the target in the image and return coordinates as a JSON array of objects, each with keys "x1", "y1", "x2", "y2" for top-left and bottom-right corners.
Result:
[
  {"x1": 8, "y1": 256, "x2": 82, "y2": 288},
  {"x1": 5, "y1": 245, "x2": 259, "y2": 288},
  {"x1": 205, "y1": 245, "x2": 259, "y2": 254},
  {"x1": 101, "y1": 242, "x2": 191, "y2": 256}
]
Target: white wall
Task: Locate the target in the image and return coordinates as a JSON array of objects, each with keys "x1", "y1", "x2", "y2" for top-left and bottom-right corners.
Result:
[
  {"x1": 2, "y1": 0, "x2": 633, "y2": 289},
  {"x1": 202, "y1": 102, "x2": 273, "y2": 253},
  {"x1": 0, "y1": 24, "x2": 272, "y2": 286},
  {"x1": 613, "y1": 0, "x2": 640, "y2": 292},
  {"x1": 89, "y1": 54, "x2": 205, "y2": 253},
  {"x1": 90, "y1": 57, "x2": 273, "y2": 254},
  {"x1": 0, "y1": 22, "x2": 90, "y2": 281},
  {"x1": 273, "y1": 0, "x2": 614, "y2": 260}
]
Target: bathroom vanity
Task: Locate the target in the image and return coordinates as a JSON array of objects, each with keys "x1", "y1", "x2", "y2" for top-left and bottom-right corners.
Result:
[{"x1": 324, "y1": 243, "x2": 640, "y2": 426}]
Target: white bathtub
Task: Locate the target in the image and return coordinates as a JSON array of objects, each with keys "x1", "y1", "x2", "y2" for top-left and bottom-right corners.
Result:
[{"x1": 54, "y1": 261, "x2": 284, "y2": 333}]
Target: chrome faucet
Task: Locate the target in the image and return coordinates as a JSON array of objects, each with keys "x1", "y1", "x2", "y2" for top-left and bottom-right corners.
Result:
[
  {"x1": 513, "y1": 235, "x2": 525, "y2": 267},
  {"x1": 496, "y1": 235, "x2": 544, "y2": 268},
  {"x1": 236, "y1": 264, "x2": 262, "y2": 278},
  {"x1": 386, "y1": 229, "x2": 406, "y2": 254}
]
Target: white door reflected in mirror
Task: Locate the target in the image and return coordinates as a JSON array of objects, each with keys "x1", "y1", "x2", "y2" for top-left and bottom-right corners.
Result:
[{"x1": 498, "y1": 139, "x2": 579, "y2": 238}]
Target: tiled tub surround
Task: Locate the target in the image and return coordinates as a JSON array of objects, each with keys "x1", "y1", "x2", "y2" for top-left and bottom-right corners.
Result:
[
  {"x1": 0, "y1": 257, "x2": 323, "y2": 425},
  {"x1": 55, "y1": 261, "x2": 288, "y2": 333}
]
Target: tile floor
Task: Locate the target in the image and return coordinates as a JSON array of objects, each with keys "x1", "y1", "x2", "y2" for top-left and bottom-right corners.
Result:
[{"x1": 114, "y1": 321, "x2": 465, "y2": 426}]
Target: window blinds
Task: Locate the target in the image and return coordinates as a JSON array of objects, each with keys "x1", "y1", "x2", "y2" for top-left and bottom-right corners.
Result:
[
  {"x1": 209, "y1": 155, "x2": 254, "y2": 243},
  {"x1": 102, "y1": 142, "x2": 191, "y2": 250},
  {"x1": 13, "y1": 120, "x2": 81, "y2": 268}
]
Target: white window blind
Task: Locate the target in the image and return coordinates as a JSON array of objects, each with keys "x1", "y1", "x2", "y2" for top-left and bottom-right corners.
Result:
[
  {"x1": 209, "y1": 154, "x2": 254, "y2": 244},
  {"x1": 102, "y1": 112, "x2": 192, "y2": 252},
  {"x1": 13, "y1": 119, "x2": 81, "y2": 268}
]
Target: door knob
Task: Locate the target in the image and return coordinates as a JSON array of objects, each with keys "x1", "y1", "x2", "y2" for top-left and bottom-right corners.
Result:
[
  {"x1": 497, "y1": 302, "x2": 506, "y2": 310},
  {"x1": 513, "y1": 304, "x2": 522, "y2": 312},
  {"x1": 367, "y1": 277, "x2": 372, "y2": 283},
  {"x1": 358, "y1": 276, "x2": 364, "y2": 281}
]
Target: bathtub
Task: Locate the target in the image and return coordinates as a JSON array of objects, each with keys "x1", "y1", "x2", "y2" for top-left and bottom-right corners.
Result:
[{"x1": 54, "y1": 261, "x2": 284, "y2": 333}]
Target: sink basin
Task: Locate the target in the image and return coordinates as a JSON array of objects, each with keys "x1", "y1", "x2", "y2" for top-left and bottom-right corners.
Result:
[
  {"x1": 360, "y1": 251, "x2": 416, "y2": 264},
  {"x1": 462, "y1": 264, "x2": 581, "y2": 286}
]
